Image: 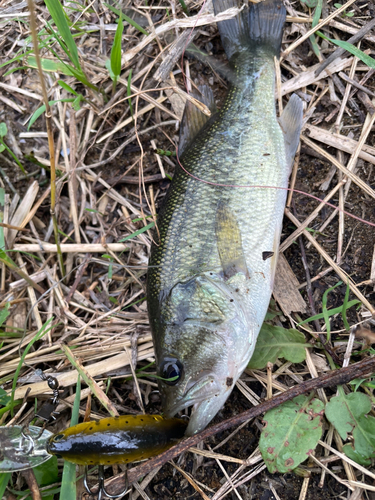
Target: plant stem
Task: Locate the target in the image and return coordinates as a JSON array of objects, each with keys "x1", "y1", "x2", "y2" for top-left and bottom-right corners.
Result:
[
  {"x1": 88, "y1": 355, "x2": 375, "y2": 496},
  {"x1": 27, "y1": 0, "x2": 65, "y2": 277}
]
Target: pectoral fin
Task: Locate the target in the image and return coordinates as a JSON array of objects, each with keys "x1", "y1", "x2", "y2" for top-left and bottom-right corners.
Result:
[
  {"x1": 215, "y1": 202, "x2": 249, "y2": 280},
  {"x1": 278, "y1": 94, "x2": 303, "y2": 171},
  {"x1": 179, "y1": 85, "x2": 217, "y2": 157}
]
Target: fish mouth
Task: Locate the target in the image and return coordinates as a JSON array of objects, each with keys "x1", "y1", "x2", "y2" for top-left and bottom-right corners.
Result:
[
  {"x1": 163, "y1": 374, "x2": 234, "y2": 436},
  {"x1": 164, "y1": 375, "x2": 217, "y2": 417}
]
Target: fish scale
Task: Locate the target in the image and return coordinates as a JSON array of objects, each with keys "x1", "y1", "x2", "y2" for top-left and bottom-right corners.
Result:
[{"x1": 148, "y1": 0, "x2": 303, "y2": 436}]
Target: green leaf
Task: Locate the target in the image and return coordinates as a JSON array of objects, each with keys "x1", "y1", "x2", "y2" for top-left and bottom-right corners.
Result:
[
  {"x1": 0, "y1": 303, "x2": 10, "y2": 328},
  {"x1": 300, "y1": 0, "x2": 318, "y2": 7},
  {"x1": 26, "y1": 56, "x2": 75, "y2": 76},
  {"x1": 260, "y1": 395, "x2": 324, "y2": 473},
  {"x1": 57, "y1": 79, "x2": 78, "y2": 95},
  {"x1": 105, "y1": 58, "x2": 115, "y2": 80},
  {"x1": 342, "y1": 281, "x2": 350, "y2": 331},
  {"x1": 0, "y1": 387, "x2": 11, "y2": 406},
  {"x1": 118, "y1": 221, "x2": 155, "y2": 242},
  {"x1": 60, "y1": 377, "x2": 81, "y2": 499},
  {"x1": 104, "y1": 3, "x2": 148, "y2": 35},
  {"x1": 317, "y1": 31, "x2": 375, "y2": 69},
  {"x1": 0, "y1": 473, "x2": 11, "y2": 499},
  {"x1": 0, "y1": 139, "x2": 27, "y2": 175},
  {"x1": 10, "y1": 318, "x2": 53, "y2": 415},
  {"x1": 321, "y1": 282, "x2": 342, "y2": 340},
  {"x1": 309, "y1": 0, "x2": 322, "y2": 58},
  {"x1": 248, "y1": 324, "x2": 309, "y2": 370},
  {"x1": 34, "y1": 455, "x2": 59, "y2": 500},
  {"x1": 297, "y1": 299, "x2": 361, "y2": 326},
  {"x1": 325, "y1": 392, "x2": 375, "y2": 465},
  {"x1": 27, "y1": 32, "x2": 98, "y2": 91},
  {"x1": 0, "y1": 123, "x2": 7, "y2": 138},
  {"x1": 72, "y1": 95, "x2": 82, "y2": 111},
  {"x1": 44, "y1": 0, "x2": 81, "y2": 69},
  {"x1": 109, "y1": 12, "x2": 123, "y2": 80},
  {"x1": 28, "y1": 99, "x2": 75, "y2": 130},
  {"x1": 343, "y1": 444, "x2": 372, "y2": 466},
  {"x1": 0, "y1": 144, "x2": 5, "y2": 153},
  {"x1": 177, "y1": 0, "x2": 190, "y2": 15}
]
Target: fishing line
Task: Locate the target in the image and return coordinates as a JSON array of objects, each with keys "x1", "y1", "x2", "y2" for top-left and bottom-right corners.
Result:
[{"x1": 175, "y1": 149, "x2": 375, "y2": 229}]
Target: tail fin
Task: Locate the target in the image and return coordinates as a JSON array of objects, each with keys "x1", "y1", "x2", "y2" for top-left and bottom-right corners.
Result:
[{"x1": 213, "y1": 0, "x2": 286, "y2": 61}]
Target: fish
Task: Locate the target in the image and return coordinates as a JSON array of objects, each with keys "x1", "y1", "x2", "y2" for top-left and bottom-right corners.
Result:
[
  {"x1": 47, "y1": 415, "x2": 187, "y2": 465},
  {"x1": 147, "y1": 0, "x2": 303, "y2": 436}
]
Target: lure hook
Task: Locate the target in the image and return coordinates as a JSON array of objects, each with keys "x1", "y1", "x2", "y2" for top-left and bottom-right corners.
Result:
[
  {"x1": 84, "y1": 465, "x2": 129, "y2": 500},
  {"x1": 20, "y1": 428, "x2": 36, "y2": 455}
]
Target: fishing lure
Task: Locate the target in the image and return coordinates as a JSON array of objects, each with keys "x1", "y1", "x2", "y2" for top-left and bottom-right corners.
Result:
[
  {"x1": 47, "y1": 414, "x2": 187, "y2": 466},
  {"x1": 0, "y1": 415, "x2": 187, "y2": 499}
]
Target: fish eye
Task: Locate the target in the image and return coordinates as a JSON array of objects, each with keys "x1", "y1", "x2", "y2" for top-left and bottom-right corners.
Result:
[
  {"x1": 53, "y1": 434, "x2": 64, "y2": 441},
  {"x1": 161, "y1": 357, "x2": 183, "y2": 386}
]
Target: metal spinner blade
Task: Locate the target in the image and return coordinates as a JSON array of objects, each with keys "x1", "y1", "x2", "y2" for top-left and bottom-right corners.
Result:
[{"x1": 0, "y1": 425, "x2": 53, "y2": 472}]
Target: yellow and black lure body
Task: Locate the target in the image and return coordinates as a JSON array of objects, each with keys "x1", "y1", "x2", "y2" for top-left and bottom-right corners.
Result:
[{"x1": 47, "y1": 415, "x2": 187, "y2": 466}]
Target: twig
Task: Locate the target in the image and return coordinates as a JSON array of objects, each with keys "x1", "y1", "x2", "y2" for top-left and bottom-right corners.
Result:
[
  {"x1": 91, "y1": 356, "x2": 375, "y2": 495},
  {"x1": 21, "y1": 469, "x2": 42, "y2": 500},
  {"x1": 339, "y1": 72, "x2": 375, "y2": 98},
  {"x1": 13, "y1": 243, "x2": 130, "y2": 253}
]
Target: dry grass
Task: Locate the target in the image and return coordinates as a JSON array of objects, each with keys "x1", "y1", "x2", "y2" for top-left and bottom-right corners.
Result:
[{"x1": 0, "y1": 0, "x2": 375, "y2": 498}]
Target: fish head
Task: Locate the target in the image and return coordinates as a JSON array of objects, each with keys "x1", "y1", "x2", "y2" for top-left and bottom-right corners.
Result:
[{"x1": 156, "y1": 275, "x2": 256, "y2": 436}]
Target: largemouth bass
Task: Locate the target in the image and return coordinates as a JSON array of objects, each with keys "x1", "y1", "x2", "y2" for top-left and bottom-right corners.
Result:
[{"x1": 148, "y1": 0, "x2": 303, "y2": 436}]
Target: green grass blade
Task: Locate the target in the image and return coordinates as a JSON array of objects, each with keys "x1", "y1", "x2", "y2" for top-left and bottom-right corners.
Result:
[
  {"x1": 0, "y1": 249, "x2": 44, "y2": 293},
  {"x1": 0, "y1": 140, "x2": 27, "y2": 175},
  {"x1": 57, "y1": 80, "x2": 78, "y2": 95},
  {"x1": 322, "y1": 285, "x2": 332, "y2": 340},
  {"x1": 118, "y1": 221, "x2": 155, "y2": 242},
  {"x1": 309, "y1": 0, "x2": 322, "y2": 58},
  {"x1": 177, "y1": 0, "x2": 190, "y2": 16},
  {"x1": 10, "y1": 318, "x2": 54, "y2": 415},
  {"x1": 0, "y1": 187, "x2": 5, "y2": 250},
  {"x1": 0, "y1": 303, "x2": 10, "y2": 327},
  {"x1": 110, "y1": 12, "x2": 123, "y2": 81},
  {"x1": 297, "y1": 299, "x2": 361, "y2": 326},
  {"x1": 44, "y1": 0, "x2": 80, "y2": 69},
  {"x1": 342, "y1": 281, "x2": 351, "y2": 331},
  {"x1": 0, "y1": 473, "x2": 11, "y2": 498},
  {"x1": 26, "y1": 55, "x2": 75, "y2": 76},
  {"x1": 28, "y1": 99, "x2": 75, "y2": 130},
  {"x1": 104, "y1": 3, "x2": 148, "y2": 35},
  {"x1": 28, "y1": 42, "x2": 98, "y2": 91},
  {"x1": 317, "y1": 31, "x2": 375, "y2": 69},
  {"x1": 0, "y1": 49, "x2": 33, "y2": 69},
  {"x1": 60, "y1": 377, "x2": 81, "y2": 500}
]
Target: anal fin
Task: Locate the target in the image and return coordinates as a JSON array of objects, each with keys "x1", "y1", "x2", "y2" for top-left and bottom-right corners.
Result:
[
  {"x1": 179, "y1": 85, "x2": 217, "y2": 157},
  {"x1": 278, "y1": 94, "x2": 303, "y2": 171},
  {"x1": 215, "y1": 202, "x2": 249, "y2": 280}
]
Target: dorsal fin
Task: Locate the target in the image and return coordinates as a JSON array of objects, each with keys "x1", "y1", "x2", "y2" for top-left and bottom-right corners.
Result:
[
  {"x1": 215, "y1": 202, "x2": 249, "y2": 280},
  {"x1": 278, "y1": 94, "x2": 303, "y2": 171},
  {"x1": 178, "y1": 85, "x2": 217, "y2": 157}
]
